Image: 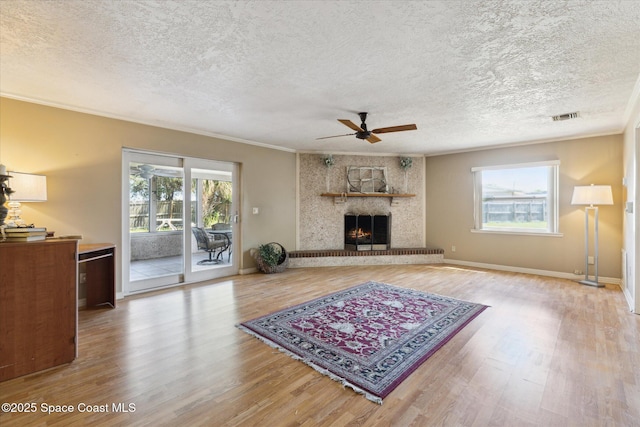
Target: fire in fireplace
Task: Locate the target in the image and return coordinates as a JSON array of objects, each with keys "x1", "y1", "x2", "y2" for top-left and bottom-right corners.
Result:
[{"x1": 344, "y1": 214, "x2": 391, "y2": 251}]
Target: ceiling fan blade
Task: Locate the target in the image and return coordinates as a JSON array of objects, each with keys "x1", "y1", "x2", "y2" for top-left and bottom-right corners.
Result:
[
  {"x1": 372, "y1": 124, "x2": 417, "y2": 134},
  {"x1": 316, "y1": 133, "x2": 356, "y2": 140},
  {"x1": 338, "y1": 119, "x2": 364, "y2": 132},
  {"x1": 366, "y1": 134, "x2": 382, "y2": 143}
]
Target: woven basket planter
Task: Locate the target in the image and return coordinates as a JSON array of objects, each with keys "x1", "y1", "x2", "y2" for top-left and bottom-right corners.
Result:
[{"x1": 251, "y1": 242, "x2": 289, "y2": 273}]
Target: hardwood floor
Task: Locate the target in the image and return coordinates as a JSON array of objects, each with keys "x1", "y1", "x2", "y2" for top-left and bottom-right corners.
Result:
[{"x1": 1, "y1": 265, "x2": 638, "y2": 426}]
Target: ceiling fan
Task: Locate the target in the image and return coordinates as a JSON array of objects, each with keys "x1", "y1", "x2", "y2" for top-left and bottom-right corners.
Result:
[
  {"x1": 130, "y1": 164, "x2": 182, "y2": 179},
  {"x1": 317, "y1": 112, "x2": 417, "y2": 144}
]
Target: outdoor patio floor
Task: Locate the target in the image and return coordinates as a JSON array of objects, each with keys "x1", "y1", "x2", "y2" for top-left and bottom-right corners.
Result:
[{"x1": 130, "y1": 251, "x2": 232, "y2": 281}]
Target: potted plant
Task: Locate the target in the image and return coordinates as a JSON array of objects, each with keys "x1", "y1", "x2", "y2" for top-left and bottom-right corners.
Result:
[{"x1": 251, "y1": 242, "x2": 289, "y2": 273}]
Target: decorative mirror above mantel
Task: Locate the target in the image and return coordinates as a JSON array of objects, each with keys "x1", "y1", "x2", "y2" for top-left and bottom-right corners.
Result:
[{"x1": 346, "y1": 166, "x2": 388, "y2": 194}]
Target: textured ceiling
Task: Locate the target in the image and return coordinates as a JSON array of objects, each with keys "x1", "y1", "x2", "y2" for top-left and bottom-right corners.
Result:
[{"x1": 1, "y1": 0, "x2": 640, "y2": 155}]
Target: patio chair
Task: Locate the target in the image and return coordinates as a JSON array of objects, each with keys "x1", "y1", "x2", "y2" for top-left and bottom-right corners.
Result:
[
  {"x1": 211, "y1": 223, "x2": 232, "y2": 262},
  {"x1": 192, "y1": 227, "x2": 227, "y2": 265}
]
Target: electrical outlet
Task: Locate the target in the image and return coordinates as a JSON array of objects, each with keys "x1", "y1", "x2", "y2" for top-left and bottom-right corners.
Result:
[
  {"x1": 451, "y1": 245, "x2": 456, "y2": 252},
  {"x1": 588, "y1": 256, "x2": 595, "y2": 265},
  {"x1": 574, "y1": 269, "x2": 583, "y2": 275},
  {"x1": 252, "y1": 207, "x2": 259, "y2": 214}
]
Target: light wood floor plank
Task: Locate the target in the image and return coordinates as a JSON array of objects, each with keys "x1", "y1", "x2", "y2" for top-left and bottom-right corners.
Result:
[{"x1": 1, "y1": 264, "x2": 638, "y2": 426}]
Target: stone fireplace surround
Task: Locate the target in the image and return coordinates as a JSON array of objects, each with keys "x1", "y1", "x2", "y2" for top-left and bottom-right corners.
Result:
[{"x1": 293, "y1": 153, "x2": 443, "y2": 267}]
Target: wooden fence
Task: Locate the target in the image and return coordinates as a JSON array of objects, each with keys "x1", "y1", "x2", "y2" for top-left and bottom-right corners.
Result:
[
  {"x1": 483, "y1": 197, "x2": 547, "y2": 223},
  {"x1": 130, "y1": 201, "x2": 192, "y2": 231}
]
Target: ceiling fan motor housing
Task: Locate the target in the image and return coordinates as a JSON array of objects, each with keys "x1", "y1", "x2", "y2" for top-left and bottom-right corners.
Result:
[{"x1": 357, "y1": 112, "x2": 370, "y2": 139}]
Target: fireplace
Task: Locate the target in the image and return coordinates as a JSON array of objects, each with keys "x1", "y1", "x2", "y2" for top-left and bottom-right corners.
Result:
[{"x1": 344, "y1": 214, "x2": 391, "y2": 251}]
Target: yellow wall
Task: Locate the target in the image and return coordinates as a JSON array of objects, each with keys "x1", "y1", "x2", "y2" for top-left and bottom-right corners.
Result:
[
  {"x1": 425, "y1": 135, "x2": 624, "y2": 279},
  {"x1": 0, "y1": 96, "x2": 627, "y2": 289},
  {"x1": 0, "y1": 97, "x2": 297, "y2": 293}
]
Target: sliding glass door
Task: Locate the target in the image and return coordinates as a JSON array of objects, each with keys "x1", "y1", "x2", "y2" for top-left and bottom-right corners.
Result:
[
  {"x1": 122, "y1": 150, "x2": 239, "y2": 295},
  {"x1": 124, "y1": 152, "x2": 184, "y2": 293},
  {"x1": 184, "y1": 157, "x2": 239, "y2": 283}
]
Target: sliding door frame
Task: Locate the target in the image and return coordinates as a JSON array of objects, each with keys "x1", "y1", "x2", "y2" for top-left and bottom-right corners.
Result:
[
  {"x1": 121, "y1": 148, "x2": 240, "y2": 296},
  {"x1": 184, "y1": 156, "x2": 240, "y2": 284}
]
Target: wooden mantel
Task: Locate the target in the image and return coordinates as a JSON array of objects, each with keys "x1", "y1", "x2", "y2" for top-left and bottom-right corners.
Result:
[
  {"x1": 320, "y1": 192, "x2": 415, "y2": 205},
  {"x1": 320, "y1": 192, "x2": 415, "y2": 198}
]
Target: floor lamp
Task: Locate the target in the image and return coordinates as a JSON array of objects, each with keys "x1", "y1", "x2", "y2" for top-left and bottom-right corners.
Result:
[{"x1": 571, "y1": 184, "x2": 613, "y2": 287}]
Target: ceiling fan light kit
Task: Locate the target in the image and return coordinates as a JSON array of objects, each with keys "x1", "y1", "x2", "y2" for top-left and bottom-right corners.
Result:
[{"x1": 318, "y1": 112, "x2": 417, "y2": 144}]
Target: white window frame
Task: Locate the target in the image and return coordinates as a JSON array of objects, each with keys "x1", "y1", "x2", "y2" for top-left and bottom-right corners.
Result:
[{"x1": 471, "y1": 160, "x2": 562, "y2": 236}]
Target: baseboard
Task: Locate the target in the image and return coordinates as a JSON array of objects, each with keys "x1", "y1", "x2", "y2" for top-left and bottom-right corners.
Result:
[
  {"x1": 240, "y1": 267, "x2": 258, "y2": 275},
  {"x1": 79, "y1": 292, "x2": 125, "y2": 308},
  {"x1": 622, "y1": 287, "x2": 636, "y2": 312},
  {"x1": 443, "y1": 258, "x2": 622, "y2": 287}
]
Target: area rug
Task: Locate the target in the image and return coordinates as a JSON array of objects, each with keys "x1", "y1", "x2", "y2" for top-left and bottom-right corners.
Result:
[{"x1": 237, "y1": 281, "x2": 488, "y2": 404}]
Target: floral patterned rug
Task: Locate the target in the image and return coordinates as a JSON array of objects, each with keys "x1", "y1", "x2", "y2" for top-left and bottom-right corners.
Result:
[{"x1": 237, "y1": 281, "x2": 488, "y2": 404}]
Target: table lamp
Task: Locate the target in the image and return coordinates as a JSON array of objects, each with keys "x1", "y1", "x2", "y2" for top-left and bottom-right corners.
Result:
[
  {"x1": 571, "y1": 184, "x2": 613, "y2": 287},
  {"x1": 6, "y1": 172, "x2": 47, "y2": 227}
]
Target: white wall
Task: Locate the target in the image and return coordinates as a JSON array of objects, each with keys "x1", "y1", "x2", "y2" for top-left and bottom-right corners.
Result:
[{"x1": 622, "y1": 80, "x2": 640, "y2": 313}]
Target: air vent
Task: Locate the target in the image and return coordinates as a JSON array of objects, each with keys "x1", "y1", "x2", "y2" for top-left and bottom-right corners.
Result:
[{"x1": 551, "y1": 111, "x2": 580, "y2": 121}]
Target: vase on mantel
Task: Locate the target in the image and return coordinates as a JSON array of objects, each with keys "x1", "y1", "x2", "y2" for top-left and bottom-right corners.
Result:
[
  {"x1": 399, "y1": 157, "x2": 412, "y2": 194},
  {"x1": 322, "y1": 155, "x2": 335, "y2": 193},
  {"x1": 403, "y1": 170, "x2": 408, "y2": 193}
]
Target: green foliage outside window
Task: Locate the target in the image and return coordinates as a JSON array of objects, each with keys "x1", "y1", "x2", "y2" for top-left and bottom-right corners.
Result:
[
  {"x1": 129, "y1": 175, "x2": 231, "y2": 232},
  {"x1": 200, "y1": 180, "x2": 232, "y2": 227}
]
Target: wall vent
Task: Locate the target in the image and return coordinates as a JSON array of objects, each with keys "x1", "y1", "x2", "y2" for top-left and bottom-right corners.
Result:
[{"x1": 551, "y1": 111, "x2": 580, "y2": 121}]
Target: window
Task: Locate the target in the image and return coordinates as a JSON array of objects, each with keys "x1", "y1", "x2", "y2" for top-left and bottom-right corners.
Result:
[
  {"x1": 472, "y1": 160, "x2": 560, "y2": 235},
  {"x1": 190, "y1": 174, "x2": 232, "y2": 228},
  {"x1": 129, "y1": 163, "x2": 184, "y2": 233}
]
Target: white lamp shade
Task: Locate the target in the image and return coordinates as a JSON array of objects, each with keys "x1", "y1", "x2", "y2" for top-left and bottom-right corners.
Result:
[
  {"x1": 571, "y1": 184, "x2": 613, "y2": 206},
  {"x1": 8, "y1": 172, "x2": 47, "y2": 202}
]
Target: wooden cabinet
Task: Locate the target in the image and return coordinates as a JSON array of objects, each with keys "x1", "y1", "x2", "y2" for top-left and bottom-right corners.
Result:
[
  {"x1": 79, "y1": 243, "x2": 116, "y2": 308},
  {"x1": 0, "y1": 239, "x2": 78, "y2": 381}
]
